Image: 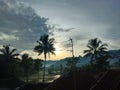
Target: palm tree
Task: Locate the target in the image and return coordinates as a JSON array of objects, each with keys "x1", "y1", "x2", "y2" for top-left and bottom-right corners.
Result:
[
  {"x1": 34, "y1": 59, "x2": 43, "y2": 81},
  {"x1": 0, "y1": 45, "x2": 19, "y2": 73},
  {"x1": 20, "y1": 54, "x2": 33, "y2": 82},
  {"x1": 84, "y1": 38, "x2": 109, "y2": 65},
  {"x1": 0, "y1": 45, "x2": 19, "y2": 61},
  {"x1": 34, "y1": 34, "x2": 56, "y2": 82}
]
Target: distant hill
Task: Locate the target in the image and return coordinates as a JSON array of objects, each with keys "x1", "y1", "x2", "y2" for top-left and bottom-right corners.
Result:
[
  {"x1": 109, "y1": 50, "x2": 120, "y2": 56},
  {"x1": 45, "y1": 60, "x2": 57, "y2": 68},
  {"x1": 46, "y1": 50, "x2": 120, "y2": 68},
  {"x1": 108, "y1": 50, "x2": 120, "y2": 66},
  {"x1": 46, "y1": 57, "x2": 71, "y2": 68},
  {"x1": 49, "y1": 59, "x2": 68, "y2": 68},
  {"x1": 77, "y1": 50, "x2": 120, "y2": 67}
]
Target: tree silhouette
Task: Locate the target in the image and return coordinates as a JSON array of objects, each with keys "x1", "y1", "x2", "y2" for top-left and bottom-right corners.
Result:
[
  {"x1": 34, "y1": 59, "x2": 43, "y2": 81},
  {"x1": 0, "y1": 45, "x2": 19, "y2": 62},
  {"x1": 0, "y1": 45, "x2": 19, "y2": 74},
  {"x1": 34, "y1": 34, "x2": 56, "y2": 82},
  {"x1": 20, "y1": 54, "x2": 33, "y2": 82},
  {"x1": 84, "y1": 38, "x2": 110, "y2": 69},
  {"x1": 66, "y1": 57, "x2": 79, "y2": 71}
]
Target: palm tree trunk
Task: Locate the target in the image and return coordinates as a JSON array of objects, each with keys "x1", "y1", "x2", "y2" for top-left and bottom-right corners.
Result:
[
  {"x1": 38, "y1": 68, "x2": 40, "y2": 82},
  {"x1": 43, "y1": 53, "x2": 46, "y2": 83},
  {"x1": 26, "y1": 69, "x2": 29, "y2": 82}
]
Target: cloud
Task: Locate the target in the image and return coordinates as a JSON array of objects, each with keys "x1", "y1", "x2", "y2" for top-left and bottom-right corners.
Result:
[
  {"x1": 56, "y1": 27, "x2": 74, "y2": 32},
  {"x1": 20, "y1": 50, "x2": 35, "y2": 56},
  {"x1": 48, "y1": 24, "x2": 74, "y2": 36},
  {"x1": 71, "y1": 31, "x2": 90, "y2": 41},
  {"x1": 0, "y1": 32, "x2": 19, "y2": 41},
  {"x1": 106, "y1": 26, "x2": 120, "y2": 40},
  {"x1": 22, "y1": 0, "x2": 120, "y2": 57},
  {"x1": 20, "y1": 50, "x2": 43, "y2": 59},
  {"x1": 0, "y1": 0, "x2": 48, "y2": 33},
  {"x1": 0, "y1": 0, "x2": 49, "y2": 50},
  {"x1": 0, "y1": 0, "x2": 120, "y2": 59},
  {"x1": 0, "y1": 44, "x2": 2, "y2": 48},
  {"x1": 103, "y1": 26, "x2": 120, "y2": 50}
]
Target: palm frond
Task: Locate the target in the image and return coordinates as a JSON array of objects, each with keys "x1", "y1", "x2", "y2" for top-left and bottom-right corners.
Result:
[
  {"x1": 50, "y1": 51, "x2": 56, "y2": 55},
  {"x1": 49, "y1": 38, "x2": 55, "y2": 44},
  {"x1": 11, "y1": 53, "x2": 19, "y2": 57},
  {"x1": 84, "y1": 50, "x2": 92, "y2": 54},
  {"x1": 34, "y1": 45, "x2": 43, "y2": 51},
  {"x1": 87, "y1": 45, "x2": 94, "y2": 50},
  {"x1": 10, "y1": 49, "x2": 17, "y2": 55},
  {"x1": 84, "y1": 53, "x2": 92, "y2": 57},
  {"x1": 0, "y1": 49, "x2": 6, "y2": 54},
  {"x1": 99, "y1": 47, "x2": 107, "y2": 51},
  {"x1": 4, "y1": 45, "x2": 10, "y2": 54},
  {"x1": 99, "y1": 43, "x2": 108, "y2": 48},
  {"x1": 37, "y1": 40, "x2": 42, "y2": 45},
  {"x1": 97, "y1": 39, "x2": 102, "y2": 47}
]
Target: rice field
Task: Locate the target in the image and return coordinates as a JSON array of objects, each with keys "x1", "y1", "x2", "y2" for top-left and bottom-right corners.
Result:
[{"x1": 23, "y1": 71, "x2": 61, "y2": 83}]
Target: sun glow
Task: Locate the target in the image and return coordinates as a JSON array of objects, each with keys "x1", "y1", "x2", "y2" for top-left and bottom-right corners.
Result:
[{"x1": 55, "y1": 45, "x2": 61, "y2": 54}]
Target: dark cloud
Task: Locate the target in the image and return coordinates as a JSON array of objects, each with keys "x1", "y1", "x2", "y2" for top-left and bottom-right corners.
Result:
[
  {"x1": 72, "y1": 33, "x2": 90, "y2": 41},
  {"x1": 48, "y1": 24, "x2": 74, "y2": 36},
  {"x1": 106, "y1": 27, "x2": 120, "y2": 40},
  {"x1": 0, "y1": 0, "x2": 49, "y2": 49},
  {"x1": 61, "y1": 32, "x2": 90, "y2": 49},
  {"x1": 21, "y1": 0, "x2": 120, "y2": 57},
  {"x1": 56, "y1": 28, "x2": 74, "y2": 32},
  {"x1": 104, "y1": 26, "x2": 120, "y2": 49},
  {"x1": 63, "y1": 43, "x2": 72, "y2": 49}
]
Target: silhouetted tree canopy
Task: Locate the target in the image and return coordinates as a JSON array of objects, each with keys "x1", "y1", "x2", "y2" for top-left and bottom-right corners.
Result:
[
  {"x1": 84, "y1": 38, "x2": 110, "y2": 70},
  {"x1": 34, "y1": 34, "x2": 56, "y2": 82}
]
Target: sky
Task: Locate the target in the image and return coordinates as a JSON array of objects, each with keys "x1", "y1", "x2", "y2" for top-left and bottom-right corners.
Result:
[{"x1": 0, "y1": 0, "x2": 120, "y2": 60}]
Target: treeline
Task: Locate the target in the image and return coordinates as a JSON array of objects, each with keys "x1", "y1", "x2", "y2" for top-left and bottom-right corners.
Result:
[
  {"x1": 47, "y1": 57, "x2": 80, "y2": 75},
  {"x1": 0, "y1": 35, "x2": 119, "y2": 83},
  {"x1": 0, "y1": 45, "x2": 43, "y2": 82},
  {"x1": 47, "y1": 38, "x2": 119, "y2": 75}
]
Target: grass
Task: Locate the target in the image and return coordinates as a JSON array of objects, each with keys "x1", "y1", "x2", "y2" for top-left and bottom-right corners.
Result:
[{"x1": 22, "y1": 71, "x2": 61, "y2": 83}]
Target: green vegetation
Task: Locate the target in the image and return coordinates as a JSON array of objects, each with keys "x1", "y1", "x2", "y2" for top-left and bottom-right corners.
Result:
[
  {"x1": 66, "y1": 56, "x2": 80, "y2": 71},
  {"x1": 0, "y1": 45, "x2": 19, "y2": 75},
  {"x1": 20, "y1": 54, "x2": 34, "y2": 82},
  {"x1": 84, "y1": 38, "x2": 110, "y2": 70},
  {"x1": 0, "y1": 37, "x2": 119, "y2": 85},
  {"x1": 28, "y1": 71, "x2": 60, "y2": 83},
  {"x1": 34, "y1": 35, "x2": 56, "y2": 82},
  {"x1": 34, "y1": 59, "x2": 43, "y2": 81}
]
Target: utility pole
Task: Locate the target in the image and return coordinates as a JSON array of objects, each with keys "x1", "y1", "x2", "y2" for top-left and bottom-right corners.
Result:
[
  {"x1": 69, "y1": 38, "x2": 76, "y2": 90},
  {"x1": 70, "y1": 38, "x2": 74, "y2": 58}
]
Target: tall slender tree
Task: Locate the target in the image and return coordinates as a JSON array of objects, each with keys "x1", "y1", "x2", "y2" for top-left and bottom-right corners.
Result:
[
  {"x1": 84, "y1": 38, "x2": 109, "y2": 66},
  {"x1": 20, "y1": 54, "x2": 33, "y2": 82},
  {"x1": 34, "y1": 35, "x2": 55, "y2": 82}
]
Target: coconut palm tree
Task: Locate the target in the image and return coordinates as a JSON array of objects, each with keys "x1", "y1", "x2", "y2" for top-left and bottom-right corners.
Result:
[
  {"x1": 20, "y1": 54, "x2": 33, "y2": 82},
  {"x1": 0, "y1": 45, "x2": 19, "y2": 61},
  {"x1": 0, "y1": 45, "x2": 19, "y2": 74},
  {"x1": 84, "y1": 38, "x2": 109, "y2": 65},
  {"x1": 34, "y1": 34, "x2": 56, "y2": 82}
]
